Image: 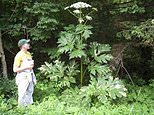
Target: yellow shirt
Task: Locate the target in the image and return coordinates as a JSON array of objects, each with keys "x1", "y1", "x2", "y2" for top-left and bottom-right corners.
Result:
[{"x1": 13, "y1": 50, "x2": 32, "y2": 67}]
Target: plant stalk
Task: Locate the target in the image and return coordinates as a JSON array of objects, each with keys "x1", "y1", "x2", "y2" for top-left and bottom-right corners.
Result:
[{"x1": 80, "y1": 58, "x2": 83, "y2": 87}]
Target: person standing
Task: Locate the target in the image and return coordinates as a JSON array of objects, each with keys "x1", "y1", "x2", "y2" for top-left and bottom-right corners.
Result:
[{"x1": 13, "y1": 39, "x2": 36, "y2": 106}]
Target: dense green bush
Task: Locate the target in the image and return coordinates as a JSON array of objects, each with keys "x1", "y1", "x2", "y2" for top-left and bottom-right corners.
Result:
[
  {"x1": 39, "y1": 60, "x2": 78, "y2": 92},
  {"x1": 0, "y1": 72, "x2": 153, "y2": 114},
  {"x1": 0, "y1": 78, "x2": 17, "y2": 99},
  {"x1": 0, "y1": 79, "x2": 153, "y2": 114},
  {"x1": 0, "y1": 78, "x2": 17, "y2": 114}
]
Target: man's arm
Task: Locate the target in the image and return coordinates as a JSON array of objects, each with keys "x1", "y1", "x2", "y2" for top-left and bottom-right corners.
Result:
[
  {"x1": 13, "y1": 53, "x2": 34, "y2": 73},
  {"x1": 13, "y1": 65, "x2": 34, "y2": 73}
]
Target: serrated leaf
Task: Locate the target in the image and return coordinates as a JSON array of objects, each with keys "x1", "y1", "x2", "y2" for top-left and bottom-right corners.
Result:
[
  {"x1": 82, "y1": 29, "x2": 92, "y2": 40},
  {"x1": 58, "y1": 33, "x2": 74, "y2": 47},
  {"x1": 58, "y1": 46, "x2": 70, "y2": 53},
  {"x1": 69, "y1": 49, "x2": 86, "y2": 59},
  {"x1": 99, "y1": 44, "x2": 111, "y2": 52},
  {"x1": 58, "y1": 32, "x2": 75, "y2": 53},
  {"x1": 94, "y1": 54, "x2": 113, "y2": 63},
  {"x1": 88, "y1": 63, "x2": 107, "y2": 75},
  {"x1": 75, "y1": 24, "x2": 84, "y2": 34}
]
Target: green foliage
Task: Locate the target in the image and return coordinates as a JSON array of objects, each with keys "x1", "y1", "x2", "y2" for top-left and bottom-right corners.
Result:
[
  {"x1": 0, "y1": 0, "x2": 62, "y2": 62},
  {"x1": 39, "y1": 2, "x2": 127, "y2": 104},
  {"x1": 58, "y1": 24, "x2": 93, "y2": 59},
  {"x1": 0, "y1": 78, "x2": 17, "y2": 99},
  {"x1": 110, "y1": 0, "x2": 154, "y2": 44},
  {"x1": 33, "y1": 82, "x2": 57, "y2": 102},
  {"x1": 0, "y1": 79, "x2": 17, "y2": 113},
  {"x1": 25, "y1": 2, "x2": 60, "y2": 41},
  {"x1": 111, "y1": 1, "x2": 145, "y2": 14},
  {"x1": 126, "y1": 85, "x2": 151, "y2": 104},
  {"x1": 59, "y1": 87, "x2": 80, "y2": 106},
  {"x1": 57, "y1": 2, "x2": 115, "y2": 87},
  {"x1": 0, "y1": 95, "x2": 8, "y2": 113},
  {"x1": 149, "y1": 79, "x2": 154, "y2": 88},
  {"x1": 112, "y1": 0, "x2": 132, "y2": 3},
  {"x1": 0, "y1": 78, "x2": 153, "y2": 114},
  {"x1": 80, "y1": 76, "x2": 127, "y2": 105},
  {"x1": 117, "y1": 19, "x2": 154, "y2": 43},
  {"x1": 89, "y1": 42, "x2": 112, "y2": 62},
  {"x1": 39, "y1": 60, "x2": 78, "y2": 91},
  {"x1": 59, "y1": 76, "x2": 127, "y2": 107},
  {"x1": 0, "y1": 0, "x2": 154, "y2": 114},
  {"x1": 88, "y1": 42, "x2": 113, "y2": 76}
]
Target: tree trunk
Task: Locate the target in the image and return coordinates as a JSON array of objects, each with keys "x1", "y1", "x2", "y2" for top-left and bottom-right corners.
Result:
[{"x1": 0, "y1": 29, "x2": 8, "y2": 78}]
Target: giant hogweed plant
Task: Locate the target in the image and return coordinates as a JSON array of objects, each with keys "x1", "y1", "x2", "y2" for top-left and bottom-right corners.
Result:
[{"x1": 39, "y1": 2, "x2": 127, "y2": 101}]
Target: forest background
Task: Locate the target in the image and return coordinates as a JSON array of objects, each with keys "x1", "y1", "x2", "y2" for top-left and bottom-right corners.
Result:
[{"x1": 0, "y1": 0, "x2": 154, "y2": 114}]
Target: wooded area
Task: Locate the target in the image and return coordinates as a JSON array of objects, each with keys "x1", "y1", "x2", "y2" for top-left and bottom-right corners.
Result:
[{"x1": 0, "y1": 0, "x2": 154, "y2": 114}]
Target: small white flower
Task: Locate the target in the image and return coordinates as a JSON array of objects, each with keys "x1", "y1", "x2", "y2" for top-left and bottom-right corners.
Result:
[
  {"x1": 78, "y1": 18, "x2": 84, "y2": 23},
  {"x1": 86, "y1": 15, "x2": 92, "y2": 20},
  {"x1": 73, "y1": 9, "x2": 80, "y2": 14},
  {"x1": 151, "y1": 19, "x2": 154, "y2": 24},
  {"x1": 70, "y1": 2, "x2": 91, "y2": 9}
]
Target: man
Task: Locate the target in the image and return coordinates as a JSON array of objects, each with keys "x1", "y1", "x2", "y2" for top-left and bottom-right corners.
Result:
[{"x1": 13, "y1": 39, "x2": 36, "y2": 106}]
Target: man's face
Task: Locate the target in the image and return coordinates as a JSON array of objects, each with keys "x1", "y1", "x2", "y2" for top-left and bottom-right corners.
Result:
[{"x1": 22, "y1": 43, "x2": 30, "y2": 50}]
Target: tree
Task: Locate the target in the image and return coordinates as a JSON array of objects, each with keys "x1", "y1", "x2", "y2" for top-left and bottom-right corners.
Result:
[
  {"x1": 0, "y1": 0, "x2": 61, "y2": 77},
  {"x1": 0, "y1": 29, "x2": 8, "y2": 78}
]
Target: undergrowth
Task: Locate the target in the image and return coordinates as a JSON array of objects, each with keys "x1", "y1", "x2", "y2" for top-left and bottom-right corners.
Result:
[{"x1": 0, "y1": 78, "x2": 153, "y2": 115}]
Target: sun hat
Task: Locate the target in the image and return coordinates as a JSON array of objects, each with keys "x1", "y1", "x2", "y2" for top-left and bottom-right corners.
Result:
[{"x1": 18, "y1": 39, "x2": 30, "y2": 47}]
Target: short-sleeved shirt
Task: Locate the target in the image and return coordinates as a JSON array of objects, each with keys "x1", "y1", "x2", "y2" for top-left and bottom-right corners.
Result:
[{"x1": 13, "y1": 50, "x2": 32, "y2": 68}]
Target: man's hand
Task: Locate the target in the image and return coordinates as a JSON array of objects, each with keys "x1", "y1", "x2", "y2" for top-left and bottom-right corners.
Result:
[{"x1": 13, "y1": 64, "x2": 34, "y2": 73}]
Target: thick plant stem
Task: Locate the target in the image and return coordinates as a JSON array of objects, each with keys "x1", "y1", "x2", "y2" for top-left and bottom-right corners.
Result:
[
  {"x1": 80, "y1": 58, "x2": 83, "y2": 87},
  {"x1": 80, "y1": 27, "x2": 84, "y2": 87}
]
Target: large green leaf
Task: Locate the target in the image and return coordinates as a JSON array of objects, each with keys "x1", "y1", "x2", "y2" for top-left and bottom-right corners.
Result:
[
  {"x1": 58, "y1": 32, "x2": 75, "y2": 53},
  {"x1": 88, "y1": 62, "x2": 111, "y2": 76},
  {"x1": 90, "y1": 42, "x2": 111, "y2": 55},
  {"x1": 80, "y1": 76, "x2": 127, "y2": 104},
  {"x1": 69, "y1": 49, "x2": 86, "y2": 59},
  {"x1": 39, "y1": 60, "x2": 77, "y2": 90},
  {"x1": 94, "y1": 54, "x2": 113, "y2": 63},
  {"x1": 82, "y1": 29, "x2": 92, "y2": 40}
]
